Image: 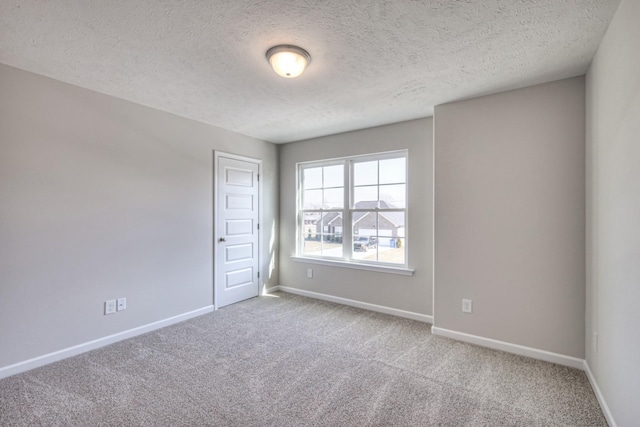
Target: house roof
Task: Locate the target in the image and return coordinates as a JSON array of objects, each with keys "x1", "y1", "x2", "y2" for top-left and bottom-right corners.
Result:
[{"x1": 316, "y1": 201, "x2": 405, "y2": 228}]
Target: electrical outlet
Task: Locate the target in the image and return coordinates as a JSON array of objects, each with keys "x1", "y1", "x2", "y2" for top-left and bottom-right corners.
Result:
[
  {"x1": 593, "y1": 331, "x2": 598, "y2": 353},
  {"x1": 462, "y1": 299, "x2": 472, "y2": 314},
  {"x1": 105, "y1": 300, "x2": 116, "y2": 315},
  {"x1": 307, "y1": 268, "x2": 313, "y2": 278},
  {"x1": 117, "y1": 297, "x2": 127, "y2": 311}
]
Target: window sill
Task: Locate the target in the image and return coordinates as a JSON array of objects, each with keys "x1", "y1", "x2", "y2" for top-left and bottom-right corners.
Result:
[{"x1": 291, "y1": 256, "x2": 414, "y2": 276}]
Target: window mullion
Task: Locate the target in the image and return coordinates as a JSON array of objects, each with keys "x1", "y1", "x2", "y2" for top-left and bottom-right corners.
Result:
[
  {"x1": 344, "y1": 160, "x2": 352, "y2": 260},
  {"x1": 298, "y1": 167, "x2": 303, "y2": 254},
  {"x1": 377, "y1": 160, "x2": 381, "y2": 209}
]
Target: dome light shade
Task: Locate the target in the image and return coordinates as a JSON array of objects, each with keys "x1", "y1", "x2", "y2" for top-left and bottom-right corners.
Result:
[{"x1": 266, "y1": 45, "x2": 311, "y2": 78}]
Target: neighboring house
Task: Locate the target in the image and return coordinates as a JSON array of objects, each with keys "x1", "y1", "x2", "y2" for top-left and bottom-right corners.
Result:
[
  {"x1": 312, "y1": 201, "x2": 405, "y2": 240},
  {"x1": 303, "y1": 212, "x2": 321, "y2": 239}
]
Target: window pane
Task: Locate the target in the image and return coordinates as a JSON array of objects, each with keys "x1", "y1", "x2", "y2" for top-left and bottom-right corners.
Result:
[
  {"x1": 352, "y1": 211, "x2": 378, "y2": 236},
  {"x1": 321, "y1": 212, "x2": 343, "y2": 257},
  {"x1": 378, "y1": 212, "x2": 404, "y2": 237},
  {"x1": 323, "y1": 165, "x2": 344, "y2": 188},
  {"x1": 302, "y1": 237, "x2": 320, "y2": 256},
  {"x1": 302, "y1": 212, "x2": 320, "y2": 241},
  {"x1": 352, "y1": 235, "x2": 378, "y2": 261},
  {"x1": 378, "y1": 213, "x2": 405, "y2": 264},
  {"x1": 351, "y1": 212, "x2": 406, "y2": 263},
  {"x1": 379, "y1": 184, "x2": 406, "y2": 208},
  {"x1": 321, "y1": 235, "x2": 343, "y2": 257},
  {"x1": 324, "y1": 188, "x2": 343, "y2": 208},
  {"x1": 354, "y1": 161, "x2": 378, "y2": 186},
  {"x1": 379, "y1": 237, "x2": 405, "y2": 264},
  {"x1": 301, "y1": 212, "x2": 320, "y2": 256},
  {"x1": 303, "y1": 167, "x2": 322, "y2": 189},
  {"x1": 379, "y1": 158, "x2": 406, "y2": 184},
  {"x1": 352, "y1": 211, "x2": 378, "y2": 261},
  {"x1": 322, "y1": 212, "x2": 342, "y2": 235},
  {"x1": 354, "y1": 186, "x2": 378, "y2": 206},
  {"x1": 303, "y1": 189, "x2": 322, "y2": 209},
  {"x1": 302, "y1": 212, "x2": 343, "y2": 257}
]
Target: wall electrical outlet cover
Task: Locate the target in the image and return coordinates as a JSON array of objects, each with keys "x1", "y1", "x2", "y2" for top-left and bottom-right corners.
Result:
[
  {"x1": 105, "y1": 300, "x2": 116, "y2": 315},
  {"x1": 307, "y1": 268, "x2": 313, "y2": 278},
  {"x1": 462, "y1": 299, "x2": 473, "y2": 313},
  {"x1": 117, "y1": 297, "x2": 127, "y2": 311}
]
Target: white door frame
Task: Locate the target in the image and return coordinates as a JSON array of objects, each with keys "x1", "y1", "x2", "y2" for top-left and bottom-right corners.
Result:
[{"x1": 213, "y1": 151, "x2": 263, "y2": 309}]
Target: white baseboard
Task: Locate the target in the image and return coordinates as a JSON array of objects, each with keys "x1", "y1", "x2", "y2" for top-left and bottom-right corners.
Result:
[
  {"x1": 431, "y1": 326, "x2": 584, "y2": 370},
  {"x1": 267, "y1": 285, "x2": 433, "y2": 324},
  {"x1": 584, "y1": 360, "x2": 617, "y2": 427},
  {"x1": 0, "y1": 305, "x2": 214, "y2": 380}
]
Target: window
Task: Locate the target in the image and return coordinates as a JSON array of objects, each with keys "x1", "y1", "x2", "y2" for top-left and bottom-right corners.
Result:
[{"x1": 297, "y1": 151, "x2": 407, "y2": 268}]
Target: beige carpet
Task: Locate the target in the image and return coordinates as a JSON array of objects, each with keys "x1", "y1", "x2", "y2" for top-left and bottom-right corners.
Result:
[{"x1": 0, "y1": 292, "x2": 606, "y2": 426}]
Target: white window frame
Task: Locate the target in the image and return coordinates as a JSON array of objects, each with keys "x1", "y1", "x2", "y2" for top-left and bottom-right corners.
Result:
[{"x1": 293, "y1": 150, "x2": 414, "y2": 276}]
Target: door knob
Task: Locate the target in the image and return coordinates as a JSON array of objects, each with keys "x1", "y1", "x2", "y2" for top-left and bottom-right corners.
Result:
[{"x1": 219, "y1": 237, "x2": 226, "y2": 242}]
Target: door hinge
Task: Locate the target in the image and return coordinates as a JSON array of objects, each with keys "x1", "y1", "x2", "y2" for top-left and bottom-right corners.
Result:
[
  {"x1": 257, "y1": 272, "x2": 260, "y2": 278},
  {"x1": 257, "y1": 174, "x2": 260, "y2": 182},
  {"x1": 257, "y1": 223, "x2": 260, "y2": 230}
]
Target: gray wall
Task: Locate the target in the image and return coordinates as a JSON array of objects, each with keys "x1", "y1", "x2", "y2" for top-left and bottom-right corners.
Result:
[
  {"x1": 434, "y1": 77, "x2": 586, "y2": 358},
  {"x1": 586, "y1": 0, "x2": 640, "y2": 425},
  {"x1": 0, "y1": 64, "x2": 278, "y2": 369},
  {"x1": 277, "y1": 118, "x2": 433, "y2": 316}
]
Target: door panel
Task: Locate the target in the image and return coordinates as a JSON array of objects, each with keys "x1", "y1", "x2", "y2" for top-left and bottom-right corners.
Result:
[
  {"x1": 226, "y1": 194, "x2": 253, "y2": 210},
  {"x1": 225, "y1": 267, "x2": 253, "y2": 288},
  {"x1": 215, "y1": 155, "x2": 260, "y2": 308},
  {"x1": 225, "y1": 219, "x2": 253, "y2": 236},
  {"x1": 226, "y1": 168, "x2": 254, "y2": 187}
]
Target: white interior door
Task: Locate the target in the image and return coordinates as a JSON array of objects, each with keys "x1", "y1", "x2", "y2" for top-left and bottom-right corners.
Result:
[{"x1": 215, "y1": 154, "x2": 260, "y2": 308}]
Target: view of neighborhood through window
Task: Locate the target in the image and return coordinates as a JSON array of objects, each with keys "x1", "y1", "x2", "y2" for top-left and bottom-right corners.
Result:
[
  {"x1": 301, "y1": 163, "x2": 344, "y2": 257},
  {"x1": 299, "y1": 151, "x2": 407, "y2": 266}
]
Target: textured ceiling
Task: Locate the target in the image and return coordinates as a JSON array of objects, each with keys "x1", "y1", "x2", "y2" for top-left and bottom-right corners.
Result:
[{"x1": 0, "y1": 0, "x2": 620, "y2": 143}]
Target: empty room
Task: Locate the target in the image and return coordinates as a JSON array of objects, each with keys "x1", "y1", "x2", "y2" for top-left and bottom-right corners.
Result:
[{"x1": 1, "y1": 0, "x2": 638, "y2": 426}]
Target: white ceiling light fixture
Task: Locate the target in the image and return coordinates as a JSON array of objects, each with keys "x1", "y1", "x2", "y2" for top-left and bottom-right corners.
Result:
[{"x1": 266, "y1": 45, "x2": 311, "y2": 78}]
